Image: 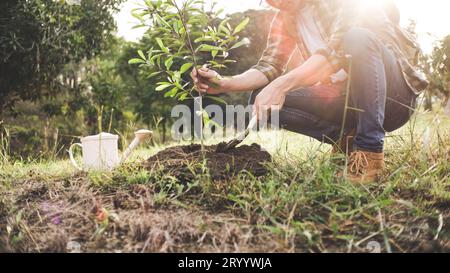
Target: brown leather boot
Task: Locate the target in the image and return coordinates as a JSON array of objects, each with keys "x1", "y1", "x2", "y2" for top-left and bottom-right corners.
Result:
[
  {"x1": 338, "y1": 150, "x2": 385, "y2": 184},
  {"x1": 332, "y1": 129, "x2": 356, "y2": 155}
]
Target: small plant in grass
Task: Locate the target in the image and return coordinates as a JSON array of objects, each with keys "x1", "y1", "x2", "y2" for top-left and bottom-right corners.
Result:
[{"x1": 129, "y1": 0, "x2": 250, "y2": 150}]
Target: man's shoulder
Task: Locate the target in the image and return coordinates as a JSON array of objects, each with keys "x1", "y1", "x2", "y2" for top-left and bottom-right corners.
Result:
[{"x1": 314, "y1": 0, "x2": 363, "y2": 12}]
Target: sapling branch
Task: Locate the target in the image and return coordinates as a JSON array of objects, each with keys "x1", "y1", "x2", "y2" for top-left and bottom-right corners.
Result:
[
  {"x1": 130, "y1": 0, "x2": 250, "y2": 153},
  {"x1": 173, "y1": 0, "x2": 205, "y2": 151}
]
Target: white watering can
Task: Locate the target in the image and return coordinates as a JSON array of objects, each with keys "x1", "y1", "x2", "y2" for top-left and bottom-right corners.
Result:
[{"x1": 68, "y1": 129, "x2": 153, "y2": 171}]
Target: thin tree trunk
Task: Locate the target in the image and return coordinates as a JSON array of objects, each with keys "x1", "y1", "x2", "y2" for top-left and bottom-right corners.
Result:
[
  {"x1": 0, "y1": 105, "x2": 4, "y2": 140},
  {"x1": 43, "y1": 117, "x2": 50, "y2": 153},
  {"x1": 148, "y1": 122, "x2": 156, "y2": 147},
  {"x1": 162, "y1": 118, "x2": 167, "y2": 144},
  {"x1": 0, "y1": 102, "x2": 4, "y2": 124}
]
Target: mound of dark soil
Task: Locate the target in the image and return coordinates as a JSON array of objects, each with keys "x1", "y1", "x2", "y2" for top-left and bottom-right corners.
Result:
[{"x1": 144, "y1": 143, "x2": 272, "y2": 182}]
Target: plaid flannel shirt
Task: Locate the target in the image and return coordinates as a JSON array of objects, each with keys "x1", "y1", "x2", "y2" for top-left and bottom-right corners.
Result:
[{"x1": 253, "y1": 0, "x2": 429, "y2": 94}]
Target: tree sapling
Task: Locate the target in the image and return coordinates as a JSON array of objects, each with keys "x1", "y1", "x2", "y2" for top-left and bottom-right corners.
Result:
[{"x1": 129, "y1": 0, "x2": 250, "y2": 151}]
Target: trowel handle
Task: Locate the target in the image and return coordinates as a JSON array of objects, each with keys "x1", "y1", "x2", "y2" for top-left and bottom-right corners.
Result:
[
  {"x1": 237, "y1": 115, "x2": 258, "y2": 141},
  {"x1": 248, "y1": 115, "x2": 258, "y2": 131}
]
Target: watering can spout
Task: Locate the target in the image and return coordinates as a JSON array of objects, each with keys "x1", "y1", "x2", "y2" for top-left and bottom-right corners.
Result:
[{"x1": 121, "y1": 129, "x2": 153, "y2": 163}]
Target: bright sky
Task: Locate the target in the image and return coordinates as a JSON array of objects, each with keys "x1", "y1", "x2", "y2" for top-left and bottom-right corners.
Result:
[{"x1": 115, "y1": 0, "x2": 450, "y2": 54}]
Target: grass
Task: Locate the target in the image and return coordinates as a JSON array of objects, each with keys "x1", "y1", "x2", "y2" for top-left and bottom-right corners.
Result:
[{"x1": 0, "y1": 111, "x2": 449, "y2": 253}]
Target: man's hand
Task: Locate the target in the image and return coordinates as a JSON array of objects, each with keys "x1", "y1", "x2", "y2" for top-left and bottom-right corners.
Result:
[
  {"x1": 253, "y1": 80, "x2": 287, "y2": 120},
  {"x1": 190, "y1": 65, "x2": 227, "y2": 95}
]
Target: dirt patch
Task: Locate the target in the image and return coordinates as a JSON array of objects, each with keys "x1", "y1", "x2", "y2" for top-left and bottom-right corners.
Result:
[
  {"x1": 144, "y1": 143, "x2": 272, "y2": 182},
  {"x1": 1, "y1": 172, "x2": 448, "y2": 253},
  {"x1": 0, "y1": 177, "x2": 281, "y2": 253}
]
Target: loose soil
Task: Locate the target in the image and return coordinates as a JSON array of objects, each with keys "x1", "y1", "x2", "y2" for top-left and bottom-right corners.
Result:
[
  {"x1": 2, "y1": 173, "x2": 447, "y2": 253},
  {"x1": 144, "y1": 143, "x2": 272, "y2": 182},
  {"x1": 0, "y1": 176, "x2": 284, "y2": 253},
  {"x1": 1, "y1": 144, "x2": 448, "y2": 253}
]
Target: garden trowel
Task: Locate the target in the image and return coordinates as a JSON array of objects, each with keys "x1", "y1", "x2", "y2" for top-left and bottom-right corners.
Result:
[{"x1": 216, "y1": 115, "x2": 258, "y2": 153}]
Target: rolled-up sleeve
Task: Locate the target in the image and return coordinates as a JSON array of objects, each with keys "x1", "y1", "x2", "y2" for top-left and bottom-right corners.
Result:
[
  {"x1": 252, "y1": 12, "x2": 296, "y2": 82},
  {"x1": 314, "y1": 7, "x2": 348, "y2": 69},
  {"x1": 313, "y1": 0, "x2": 357, "y2": 69}
]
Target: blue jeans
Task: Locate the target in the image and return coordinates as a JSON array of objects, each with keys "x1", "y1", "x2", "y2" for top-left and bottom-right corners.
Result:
[{"x1": 249, "y1": 28, "x2": 417, "y2": 152}]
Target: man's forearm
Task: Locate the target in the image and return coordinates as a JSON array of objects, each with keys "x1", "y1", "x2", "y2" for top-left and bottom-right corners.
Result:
[
  {"x1": 222, "y1": 69, "x2": 270, "y2": 92},
  {"x1": 273, "y1": 54, "x2": 335, "y2": 94},
  {"x1": 213, "y1": 54, "x2": 334, "y2": 94}
]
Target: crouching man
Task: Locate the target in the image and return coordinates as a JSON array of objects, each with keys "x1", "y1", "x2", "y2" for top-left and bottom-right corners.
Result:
[{"x1": 191, "y1": 0, "x2": 428, "y2": 183}]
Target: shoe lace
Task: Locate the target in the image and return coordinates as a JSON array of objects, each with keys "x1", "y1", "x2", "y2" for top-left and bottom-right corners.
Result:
[{"x1": 348, "y1": 151, "x2": 369, "y2": 175}]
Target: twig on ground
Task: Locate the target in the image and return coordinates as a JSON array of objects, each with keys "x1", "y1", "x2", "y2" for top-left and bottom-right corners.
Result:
[
  {"x1": 378, "y1": 208, "x2": 392, "y2": 253},
  {"x1": 434, "y1": 213, "x2": 444, "y2": 240}
]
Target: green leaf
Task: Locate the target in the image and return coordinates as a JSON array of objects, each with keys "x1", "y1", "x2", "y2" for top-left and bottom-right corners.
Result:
[
  {"x1": 230, "y1": 39, "x2": 250, "y2": 50},
  {"x1": 202, "y1": 110, "x2": 210, "y2": 122},
  {"x1": 194, "y1": 36, "x2": 214, "y2": 43},
  {"x1": 137, "y1": 50, "x2": 146, "y2": 60},
  {"x1": 156, "y1": 38, "x2": 169, "y2": 54},
  {"x1": 144, "y1": 0, "x2": 153, "y2": 8},
  {"x1": 180, "y1": 62, "x2": 193, "y2": 74},
  {"x1": 132, "y1": 24, "x2": 146, "y2": 29},
  {"x1": 219, "y1": 24, "x2": 230, "y2": 35},
  {"x1": 177, "y1": 92, "x2": 189, "y2": 101},
  {"x1": 165, "y1": 57, "x2": 174, "y2": 70},
  {"x1": 219, "y1": 18, "x2": 231, "y2": 29},
  {"x1": 155, "y1": 37, "x2": 164, "y2": 49},
  {"x1": 131, "y1": 12, "x2": 143, "y2": 21},
  {"x1": 146, "y1": 71, "x2": 163, "y2": 78},
  {"x1": 150, "y1": 53, "x2": 163, "y2": 65},
  {"x1": 233, "y1": 17, "x2": 250, "y2": 34},
  {"x1": 198, "y1": 44, "x2": 222, "y2": 52},
  {"x1": 164, "y1": 87, "x2": 179, "y2": 98},
  {"x1": 155, "y1": 83, "x2": 172, "y2": 91},
  {"x1": 154, "y1": 13, "x2": 172, "y2": 30},
  {"x1": 128, "y1": 58, "x2": 146, "y2": 65}
]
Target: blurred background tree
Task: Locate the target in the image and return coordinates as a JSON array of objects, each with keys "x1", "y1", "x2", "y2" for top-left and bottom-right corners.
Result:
[
  {"x1": 0, "y1": 0, "x2": 125, "y2": 156},
  {"x1": 421, "y1": 35, "x2": 450, "y2": 113},
  {"x1": 117, "y1": 37, "x2": 179, "y2": 143},
  {"x1": 0, "y1": 0, "x2": 124, "y2": 115}
]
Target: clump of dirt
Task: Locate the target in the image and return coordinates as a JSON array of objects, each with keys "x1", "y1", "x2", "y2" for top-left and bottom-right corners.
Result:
[{"x1": 144, "y1": 143, "x2": 272, "y2": 182}]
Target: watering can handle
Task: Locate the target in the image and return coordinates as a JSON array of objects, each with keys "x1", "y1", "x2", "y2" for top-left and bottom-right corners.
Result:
[{"x1": 69, "y1": 143, "x2": 83, "y2": 171}]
